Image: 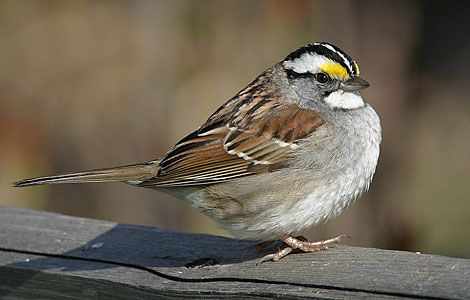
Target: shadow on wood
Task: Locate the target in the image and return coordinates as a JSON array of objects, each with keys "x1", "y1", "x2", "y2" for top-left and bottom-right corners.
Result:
[{"x1": 1, "y1": 206, "x2": 469, "y2": 299}]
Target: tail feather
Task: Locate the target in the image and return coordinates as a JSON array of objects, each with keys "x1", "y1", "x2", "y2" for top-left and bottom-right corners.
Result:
[{"x1": 13, "y1": 162, "x2": 159, "y2": 187}]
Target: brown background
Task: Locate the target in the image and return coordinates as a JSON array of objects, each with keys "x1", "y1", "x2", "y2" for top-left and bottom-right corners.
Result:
[{"x1": 1, "y1": 0, "x2": 469, "y2": 258}]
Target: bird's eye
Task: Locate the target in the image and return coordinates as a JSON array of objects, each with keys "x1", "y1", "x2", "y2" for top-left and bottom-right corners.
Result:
[{"x1": 314, "y1": 72, "x2": 329, "y2": 84}]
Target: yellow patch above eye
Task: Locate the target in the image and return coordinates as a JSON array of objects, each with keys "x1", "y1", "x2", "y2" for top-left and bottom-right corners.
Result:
[{"x1": 320, "y1": 62, "x2": 349, "y2": 79}]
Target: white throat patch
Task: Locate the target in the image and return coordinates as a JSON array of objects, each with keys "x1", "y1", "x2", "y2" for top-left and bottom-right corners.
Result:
[{"x1": 324, "y1": 91, "x2": 364, "y2": 110}]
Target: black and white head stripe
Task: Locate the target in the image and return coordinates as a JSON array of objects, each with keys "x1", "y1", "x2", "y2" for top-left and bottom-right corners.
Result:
[{"x1": 283, "y1": 42, "x2": 360, "y2": 77}]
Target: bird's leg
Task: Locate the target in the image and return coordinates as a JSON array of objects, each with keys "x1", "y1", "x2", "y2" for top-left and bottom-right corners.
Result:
[{"x1": 257, "y1": 235, "x2": 350, "y2": 265}]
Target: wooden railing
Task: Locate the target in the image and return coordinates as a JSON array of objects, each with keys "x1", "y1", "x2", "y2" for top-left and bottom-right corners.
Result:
[{"x1": 0, "y1": 206, "x2": 469, "y2": 299}]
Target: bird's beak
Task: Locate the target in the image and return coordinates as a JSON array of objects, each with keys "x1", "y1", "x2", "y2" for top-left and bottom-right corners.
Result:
[{"x1": 341, "y1": 77, "x2": 370, "y2": 92}]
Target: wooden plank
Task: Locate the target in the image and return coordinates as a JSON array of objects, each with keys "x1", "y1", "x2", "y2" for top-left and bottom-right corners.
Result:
[
  {"x1": 1, "y1": 253, "x2": 407, "y2": 300},
  {"x1": 0, "y1": 205, "x2": 469, "y2": 299}
]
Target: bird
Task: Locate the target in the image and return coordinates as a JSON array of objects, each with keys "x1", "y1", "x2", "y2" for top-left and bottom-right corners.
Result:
[{"x1": 14, "y1": 42, "x2": 381, "y2": 264}]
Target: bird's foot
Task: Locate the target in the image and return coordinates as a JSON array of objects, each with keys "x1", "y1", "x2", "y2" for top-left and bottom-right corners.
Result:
[{"x1": 257, "y1": 235, "x2": 350, "y2": 265}]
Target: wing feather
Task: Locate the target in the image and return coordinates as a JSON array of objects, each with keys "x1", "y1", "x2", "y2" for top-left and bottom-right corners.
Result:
[{"x1": 140, "y1": 83, "x2": 324, "y2": 188}]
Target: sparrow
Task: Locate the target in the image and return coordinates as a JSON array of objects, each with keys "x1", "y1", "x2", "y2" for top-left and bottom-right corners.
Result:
[{"x1": 15, "y1": 42, "x2": 381, "y2": 264}]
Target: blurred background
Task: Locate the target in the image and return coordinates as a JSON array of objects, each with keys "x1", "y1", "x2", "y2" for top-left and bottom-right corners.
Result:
[{"x1": 1, "y1": 0, "x2": 469, "y2": 258}]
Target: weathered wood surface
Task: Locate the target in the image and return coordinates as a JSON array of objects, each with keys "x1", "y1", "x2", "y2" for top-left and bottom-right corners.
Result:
[{"x1": 0, "y1": 206, "x2": 469, "y2": 299}]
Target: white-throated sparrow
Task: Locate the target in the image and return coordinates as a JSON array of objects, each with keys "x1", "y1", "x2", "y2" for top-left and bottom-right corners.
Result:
[{"x1": 15, "y1": 42, "x2": 381, "y2": 263}]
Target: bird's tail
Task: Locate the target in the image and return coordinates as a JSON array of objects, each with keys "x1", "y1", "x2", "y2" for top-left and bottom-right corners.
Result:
[{"x1": 13, "y1": 162, "x2": 159, "y2": 187}]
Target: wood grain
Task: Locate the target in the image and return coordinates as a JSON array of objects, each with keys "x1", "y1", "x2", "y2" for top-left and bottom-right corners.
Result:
[{"x1": 0, "y1": 206, "x2": 469, "y2": 299}]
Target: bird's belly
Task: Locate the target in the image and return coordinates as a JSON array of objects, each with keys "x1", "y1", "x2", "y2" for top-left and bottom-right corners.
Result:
[
  {"x1": 168, "y1": 145, "x2": 379, "y2": 241},
  {"x1": 278, "y1": 168, "x2": 373, "y2": 236},
  {"x1": 177, "y1": 168, "x2": 367, "y2": 240},
  {"x1": 212, "y1": 146, "x2": 377, "y2": 239}
]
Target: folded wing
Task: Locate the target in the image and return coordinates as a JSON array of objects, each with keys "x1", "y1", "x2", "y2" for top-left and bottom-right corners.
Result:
[{"x1": 140, "y1": 95, "x2": 324, "y2": 188}]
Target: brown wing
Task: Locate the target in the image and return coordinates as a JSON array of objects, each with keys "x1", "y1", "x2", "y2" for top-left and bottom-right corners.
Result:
[{"x1": 140, "y1": 79, "x2": 325, "y2": 188}]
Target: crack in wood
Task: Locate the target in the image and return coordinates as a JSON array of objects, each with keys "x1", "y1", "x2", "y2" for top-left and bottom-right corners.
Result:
[{"x1": 0, "y1": 247, "x2": 448, "y2": 300}]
